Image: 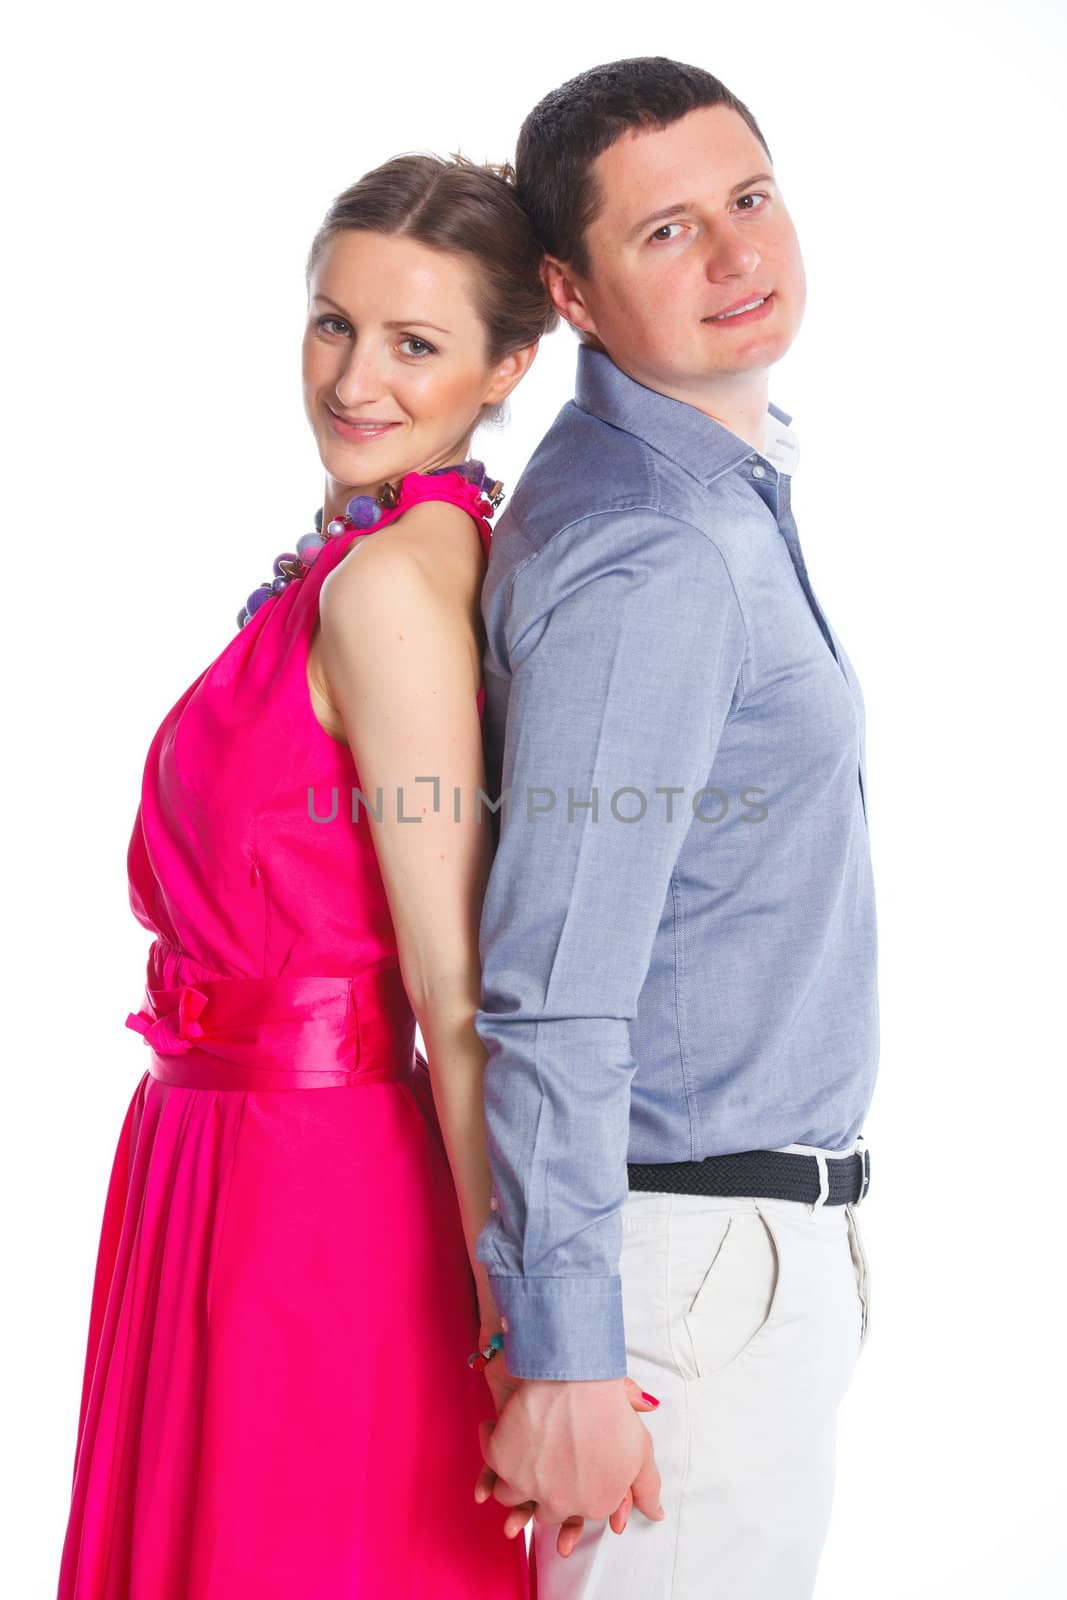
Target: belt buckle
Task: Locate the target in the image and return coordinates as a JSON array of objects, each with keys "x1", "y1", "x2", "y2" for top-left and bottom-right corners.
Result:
[{"x1": 853, "y1": 1138, "x2": 871, "y2": 1206}]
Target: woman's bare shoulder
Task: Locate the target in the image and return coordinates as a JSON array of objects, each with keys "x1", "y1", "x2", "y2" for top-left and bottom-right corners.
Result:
[
  {"x1": 388, "y1": 496, "x2": 487, "y2": 566},
  {"x1": 328, "y1": 495, "x2": 486, "y2": 609}
]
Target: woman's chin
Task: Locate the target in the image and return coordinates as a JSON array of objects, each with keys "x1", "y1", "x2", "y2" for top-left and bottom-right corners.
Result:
[{"x1": 317, "y1": 432, "x2": 414, "y2": 490}]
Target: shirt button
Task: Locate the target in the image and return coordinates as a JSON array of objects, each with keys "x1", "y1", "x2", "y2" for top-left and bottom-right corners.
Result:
[{"x1": 752, "y1": 464, "x2": 766, "y2": 478}]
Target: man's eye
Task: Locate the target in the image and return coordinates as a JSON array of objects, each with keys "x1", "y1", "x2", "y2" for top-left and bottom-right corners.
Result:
[
  {"x1": 398, "y1": 336, "x2": 436, "y2": 358},
  {"x1": 649, "y1": 223, "x2": 685, "y2": 243},
  {"x1": 735, "y1": 193, "x2": 768, "y2": 212}
]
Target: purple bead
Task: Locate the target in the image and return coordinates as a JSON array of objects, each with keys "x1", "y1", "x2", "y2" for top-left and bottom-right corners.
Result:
[
  {"x1": 237, "y1": 606, "x2": 250, "y2": 629},
  {"x1": 271, "y1": 575, "x2": 291, "y2": 595},
  {"x1": 245, "y1": 585, "x2": 273, "y2": 618},
  {"x1": 429, "y1": 459, "x2": 489, "y2": 490},
  {"x1": 326, "y1": 517, "x2": 348, "y2": 537},
  {"x1": 296, "y1": 532, "x2": 326, "y2": 563},
  {"x1": 273, "y1": 551, "x2": 299, "y2": 577},
  {"x1": 345, "y1": 494, "x2": 382, "y2": 529}
]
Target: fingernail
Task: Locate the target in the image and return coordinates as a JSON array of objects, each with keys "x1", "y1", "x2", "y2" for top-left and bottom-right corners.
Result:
[{"x1": 641, "y1": 1391, "x2": 661, "y2": 1406}]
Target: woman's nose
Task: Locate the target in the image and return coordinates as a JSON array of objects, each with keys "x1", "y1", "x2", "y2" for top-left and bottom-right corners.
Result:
[{"x1": 333, "y1": 346, "x2": 387, "y2": 408}]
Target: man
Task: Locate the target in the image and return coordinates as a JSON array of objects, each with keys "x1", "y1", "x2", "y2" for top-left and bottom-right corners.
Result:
[{"x1": 472, "y1": 56, "x2": 877, "y2": 1599}]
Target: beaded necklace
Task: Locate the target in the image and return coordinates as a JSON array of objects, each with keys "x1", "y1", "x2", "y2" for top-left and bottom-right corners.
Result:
[{"x1": 236, "y1": 458, "x2": 503, "y2": 630}]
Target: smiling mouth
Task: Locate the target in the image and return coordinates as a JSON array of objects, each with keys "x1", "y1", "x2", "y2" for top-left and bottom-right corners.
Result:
[
  {"x1": 702, "y1": 293, "x2": 775, "y2": 327},
  {"x1": 329, "y1": 411, "x2": 399, "y2": 426},
  {"x1": 326, "y1": 410, "x2": 402, "y2": 439}
]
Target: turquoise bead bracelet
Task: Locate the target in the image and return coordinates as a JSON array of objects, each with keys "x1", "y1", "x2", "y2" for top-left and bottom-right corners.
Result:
[{"x1": 468, "y1": 1332, "x2": 504, "y2": 1372}]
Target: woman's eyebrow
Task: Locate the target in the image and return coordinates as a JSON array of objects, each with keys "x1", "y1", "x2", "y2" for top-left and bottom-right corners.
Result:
[
  {"x1": 382, "y1": 320, "x2": 452, "y2": 335},
  {"x1": 310, "y1": 295, "x2": 451, "y2": 336}
]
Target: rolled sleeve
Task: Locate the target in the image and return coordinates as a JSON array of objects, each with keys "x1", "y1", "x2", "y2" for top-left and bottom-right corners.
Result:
[{"x1": 474, "y1": 508, "x2": 748, "y2": 1378}]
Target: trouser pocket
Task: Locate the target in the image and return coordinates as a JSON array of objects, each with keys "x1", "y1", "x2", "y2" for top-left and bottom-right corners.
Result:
[
  {"x1": 679, "y1": 1204, "x2": 780, "y2": 1379},
  {"x1": 844, "y1": 1202, "x2": 872, "y2": 1352}
]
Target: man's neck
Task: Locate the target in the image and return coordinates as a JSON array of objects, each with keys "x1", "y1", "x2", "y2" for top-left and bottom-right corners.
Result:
[
  {"x1": 697, "y1": 402, "x2": 768, "y2": 456},
  {"x1": 590, "y1": 344, "x2": 772, "y2": 455},
  {"x1": 671, "y1": 380, "x2": 772, "y2": 456}
]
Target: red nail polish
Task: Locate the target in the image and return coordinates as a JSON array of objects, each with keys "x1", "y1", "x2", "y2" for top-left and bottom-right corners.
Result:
[{"x1": 641, "y1": 1390, "x2": 661, "y2": 1406}]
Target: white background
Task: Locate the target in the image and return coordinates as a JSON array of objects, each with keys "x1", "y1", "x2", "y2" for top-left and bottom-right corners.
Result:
[{"x1": 3, "y1": 1, "x2": 1065, "y2": 1594}]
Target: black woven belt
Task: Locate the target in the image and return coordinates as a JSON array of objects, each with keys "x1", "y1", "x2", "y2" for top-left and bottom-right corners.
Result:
[{"x1": 627, "y1": 1145, "x2": 870, "y2": 1205}]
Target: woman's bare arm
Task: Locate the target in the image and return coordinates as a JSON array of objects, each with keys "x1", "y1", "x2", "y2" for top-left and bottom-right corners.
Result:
[{"x1": 317, "y1": 500, "x2": 501, "y2": 1331}]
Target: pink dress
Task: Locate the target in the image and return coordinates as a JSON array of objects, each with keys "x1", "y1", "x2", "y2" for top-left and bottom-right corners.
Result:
[{"x1": 56, "y1": 470, "x2": 528, "y2": 1599}]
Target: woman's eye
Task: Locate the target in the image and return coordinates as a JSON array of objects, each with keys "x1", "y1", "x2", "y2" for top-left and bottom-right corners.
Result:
[
  {"x1": 398, "y1": 335, "x2": 436, "y2": 359},
  {"x1": 317, "y1": 314, "x2": 350, "y2": 336},
  {"x1": 649, "y1": 222, "x2": 685, "y2": 243}
]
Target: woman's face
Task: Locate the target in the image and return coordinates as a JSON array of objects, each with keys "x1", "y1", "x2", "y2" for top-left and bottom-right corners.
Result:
[{"x1": 302, "y1": 230, "x2": 523, "y2": 498}]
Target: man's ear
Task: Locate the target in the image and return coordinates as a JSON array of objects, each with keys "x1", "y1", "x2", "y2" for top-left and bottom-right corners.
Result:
[{"x1": 542, "y1": 256, "x2": 600, "y2": 343}]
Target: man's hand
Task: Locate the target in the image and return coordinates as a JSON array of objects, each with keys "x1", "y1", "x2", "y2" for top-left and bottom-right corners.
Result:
[
  {"x1": 474, "y1": 1337, "x2": 662, "y2": 1554},
  {"x1": 473, "y1": 1376, "x2": 664, "y2": 1556}
]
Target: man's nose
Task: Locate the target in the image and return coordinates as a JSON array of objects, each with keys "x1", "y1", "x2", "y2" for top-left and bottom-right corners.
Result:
[{"x1": 703, "y1": 231, "x2": 762, "y2": 280}]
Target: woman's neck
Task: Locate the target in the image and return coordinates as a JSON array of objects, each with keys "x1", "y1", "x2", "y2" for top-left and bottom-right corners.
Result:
[{"x1": 321, "y1": 445, "x2": 475, "y2": 528}]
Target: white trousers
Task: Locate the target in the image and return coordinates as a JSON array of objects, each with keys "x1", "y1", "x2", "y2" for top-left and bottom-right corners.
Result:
[{"x1": 531, "y1": 1149, "x2": 872, "y2": 1599}]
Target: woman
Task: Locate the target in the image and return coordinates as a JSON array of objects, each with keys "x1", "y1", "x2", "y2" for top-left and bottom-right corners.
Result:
[{"x1": 55, "y1": 153, "x2": 653, "y2": 1599}]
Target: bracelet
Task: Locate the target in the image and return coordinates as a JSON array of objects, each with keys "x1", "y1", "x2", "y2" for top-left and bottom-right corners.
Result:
[{"x1": 467, "y1": 1331, "x2": 504, "y2": 1371}]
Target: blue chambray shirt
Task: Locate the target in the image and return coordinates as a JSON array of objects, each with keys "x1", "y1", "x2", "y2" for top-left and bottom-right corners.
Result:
[{"x1": 473, "y1": 345, "x2": 879, "y2": 1380}]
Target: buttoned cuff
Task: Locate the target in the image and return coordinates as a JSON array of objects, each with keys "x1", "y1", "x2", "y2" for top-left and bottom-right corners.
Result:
[{"x1": 488, "y1": 1273, "x2": 628, "y2": 1380}]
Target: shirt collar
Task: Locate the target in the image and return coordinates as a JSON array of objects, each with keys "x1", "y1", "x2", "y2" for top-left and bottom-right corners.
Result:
[
  {"x1": 573, "y1": 344, "x2": 798, "y2": 483},
  {"x1": 759, "y1": 408, "x2": 801, "y2": 475}
]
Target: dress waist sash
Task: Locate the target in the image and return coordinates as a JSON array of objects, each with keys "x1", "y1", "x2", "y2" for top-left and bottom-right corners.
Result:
[{"x1": 125, "y1": 960, "x2": 418, "y2": 1091}]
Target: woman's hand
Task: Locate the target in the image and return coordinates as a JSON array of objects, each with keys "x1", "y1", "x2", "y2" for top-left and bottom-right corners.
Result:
[{"x1": 474, "y1": 1334, "x2": 660, "y2": 1556}]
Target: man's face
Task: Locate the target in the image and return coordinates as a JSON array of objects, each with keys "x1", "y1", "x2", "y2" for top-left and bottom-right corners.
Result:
[{"x1": 557, "y1": 104, "x2": 806, "y2": 406}]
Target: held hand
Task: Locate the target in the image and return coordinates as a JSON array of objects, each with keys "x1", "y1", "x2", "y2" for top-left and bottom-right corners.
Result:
[{"x1": 473, "y1": 1376, "x2": 664, "y2": 1558}]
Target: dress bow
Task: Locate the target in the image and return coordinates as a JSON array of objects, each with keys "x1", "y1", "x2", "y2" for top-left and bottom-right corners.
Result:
[{"x1": 125, "y1": 983, "x2": 210, "y2": 1054}]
